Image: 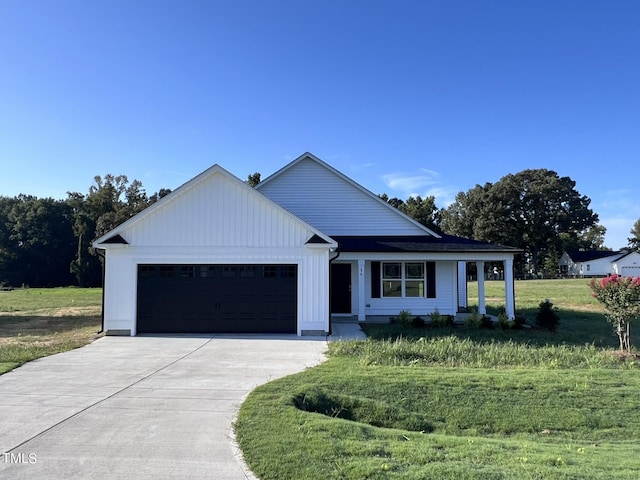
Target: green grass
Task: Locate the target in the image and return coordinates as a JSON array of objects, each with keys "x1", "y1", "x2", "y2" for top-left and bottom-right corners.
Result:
[
  {"x1": 0, "y1": 288, "x2": 102, "y2": 374},
  {"x1": 0, "y1": 287, "x2": 102, "y2": 313},
  {"x1": 235, "y1": 279, "x2": 640, "y2": 479}
]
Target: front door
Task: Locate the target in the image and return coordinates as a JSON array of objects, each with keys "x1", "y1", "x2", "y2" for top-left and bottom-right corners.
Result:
[{"x1": 330, "y1": 263, "x2": 352, "y2": 314}]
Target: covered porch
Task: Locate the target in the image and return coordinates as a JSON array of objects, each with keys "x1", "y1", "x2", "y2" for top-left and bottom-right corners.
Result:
[{"x1": 329, "y1": 235, "x2": 521, "y2": 324}]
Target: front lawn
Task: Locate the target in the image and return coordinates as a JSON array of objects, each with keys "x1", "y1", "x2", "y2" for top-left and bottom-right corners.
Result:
[
  {"x1": 235, "y1": 279, "x2": 640, "y2": 479},
  {"x1": 0, "y1": 288, "x2": 102, "y2": 374}
]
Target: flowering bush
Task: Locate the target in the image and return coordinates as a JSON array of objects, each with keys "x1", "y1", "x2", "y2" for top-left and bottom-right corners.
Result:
[{"x1": 589, "y1": 275, "x2": 640, "y2": 353}]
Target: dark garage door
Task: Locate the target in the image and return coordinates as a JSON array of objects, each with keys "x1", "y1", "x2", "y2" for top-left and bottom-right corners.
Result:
[{"x1": 137, "y1": 264, "x2": 297, "y2": 334}]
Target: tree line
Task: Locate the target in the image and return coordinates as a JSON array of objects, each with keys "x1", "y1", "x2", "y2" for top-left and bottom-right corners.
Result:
[
  {"x1": 0, "y1": 175, "x2": 170, "y2": 288},
  {"x1": 1, "y1": 168, "x2": 638, "y2": 287},
  {"x1": 380, "y1": 168, "x2": 639, "y2": 275}
]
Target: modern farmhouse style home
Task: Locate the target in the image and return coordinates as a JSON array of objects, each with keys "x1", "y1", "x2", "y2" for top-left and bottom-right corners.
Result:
[{"x1": 93, "y1": 153, "x2": 520, "y2": 336}]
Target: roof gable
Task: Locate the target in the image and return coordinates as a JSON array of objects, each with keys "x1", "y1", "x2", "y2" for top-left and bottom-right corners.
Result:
[
  {"x1": 257, "y1": 152, "x2": 439, "y2": 237},
  {"x1": 93, "y1": 164, "x2": 336, "y2": 249},
  {"x1": 565, "y1": 250, "x2": 623, "y2": 263},
  {"x1": 613, "y1": 251, "x2": 640, "y2": 264}
]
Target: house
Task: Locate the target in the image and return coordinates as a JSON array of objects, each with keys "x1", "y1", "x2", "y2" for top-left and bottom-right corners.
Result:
[
  {"x1": 558, "y1": 250, "x2": 626, "y2": 277},
  {"x1": 612, "y1": 251, "x2": 640, "y2": 277},
  {"x1": 93, "y1": 153, "x2": 521, "y2": 336}
]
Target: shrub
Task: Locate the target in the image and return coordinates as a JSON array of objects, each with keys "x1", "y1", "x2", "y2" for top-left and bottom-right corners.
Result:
[
  {"x1": 497, "y1": 311, "x2": 512, "y2": 330},
  {"x1": 394, "y1": 310, "x2": 413, "y2": 325},
  {"x1": 411, "y1": 316, "x2": 425, "y2": 328},
  {"x1": 536, "y1": 299, "x2": 560, "y2": 332},
  {"x1": 429, "y1": 309, "x2": 454, "y2": 327},
  {"x1": 512, "y1": 313, "x2": 527, "y2": 330},
  {"x1": 464, "y1": 308, "x2": 480, "y2": 328},
  {"x1": 480, "y1": 315, "x2": 495, "y2": 329},
  {"x1": 589, "y1": 275, "x2": 640, "y2": 353}
]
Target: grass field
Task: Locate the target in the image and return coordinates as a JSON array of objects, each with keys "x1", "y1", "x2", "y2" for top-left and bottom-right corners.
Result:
[
  {"x1": 235, "y1": 279, "x2": 640, "y2": 479},
  {"x1": 0, "y1": 288, "x2": 102, "y2": 374}
]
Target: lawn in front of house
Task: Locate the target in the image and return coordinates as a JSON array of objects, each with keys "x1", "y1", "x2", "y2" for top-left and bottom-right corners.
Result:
[
  {"x1": 0, "y1": 288, "x2": 102, "y2": 374},
  {"x1": 235, "y1": 278, "x2": 640, "y2": 479}
]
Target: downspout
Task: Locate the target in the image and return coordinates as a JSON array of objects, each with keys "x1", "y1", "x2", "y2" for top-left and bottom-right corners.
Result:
[
  {"x1": 328, "y1": 246, "x2": 341, "y2": 336},
  {"x1": 96, "y1": 248, "x2": 106, "y2": 334}
]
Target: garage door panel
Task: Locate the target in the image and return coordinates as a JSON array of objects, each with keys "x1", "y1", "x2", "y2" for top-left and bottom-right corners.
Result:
[{"x1": 137, "y1": 264, "x2": 297, "y2": 334}]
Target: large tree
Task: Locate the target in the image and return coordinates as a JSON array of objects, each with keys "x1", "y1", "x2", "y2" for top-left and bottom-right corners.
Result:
[
  {"x1": 0, "y1": 195, "x2": 76, "y2": 286},
  {"x1": 441, "y1": 169, "x2": 599, "y2": 273},
  {"x1": 440, "y1": 184, "x2": 492, "y2": 239},
  {"x1": 68, "y1": 175, "x2": 170, "y2": 286},
  {"x1": 628, "y1": 218, "x2": 640, "y2": 252},
  {"x1": 380, "y1": 193, "x2": 441, "y2": 231}
]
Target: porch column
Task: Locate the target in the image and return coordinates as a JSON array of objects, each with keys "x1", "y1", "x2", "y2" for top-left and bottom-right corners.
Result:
[
  {"x1": 476, "y1": 261, "x2": 486, "y2": 315},
  {"x1": 504, "y1": 258, "x2": 515, "y2": 318},
  {"x1": 358, "y1": 259, "x2": 366, "y2": 321}
]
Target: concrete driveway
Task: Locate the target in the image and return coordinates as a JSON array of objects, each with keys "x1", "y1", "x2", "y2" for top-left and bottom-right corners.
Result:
[{"x1": 0, "y1": 334, "x2": 330, "y2": 479}]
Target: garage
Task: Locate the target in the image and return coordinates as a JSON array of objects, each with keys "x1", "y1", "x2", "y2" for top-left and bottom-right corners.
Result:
[{"x1": 137, "y1": 264, "x2": 297, "y2": 334}]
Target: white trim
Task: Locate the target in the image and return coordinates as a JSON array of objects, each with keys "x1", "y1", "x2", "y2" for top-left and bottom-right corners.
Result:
[{"x1": 93, "y1": 164, "x2": 336, "y2": 250}]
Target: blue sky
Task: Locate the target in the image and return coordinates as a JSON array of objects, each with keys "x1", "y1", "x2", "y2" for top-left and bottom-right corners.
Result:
[{"x1": 1, "y1": 0, "x2": 639, "y2": 249}]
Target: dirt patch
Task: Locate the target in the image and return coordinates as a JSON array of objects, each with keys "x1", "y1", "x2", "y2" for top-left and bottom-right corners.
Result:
[{"x1": 0, "y1": 308, "x2": 102, "y2": 344}]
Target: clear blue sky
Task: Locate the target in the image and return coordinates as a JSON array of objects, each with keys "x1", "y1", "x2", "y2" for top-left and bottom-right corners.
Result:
[{"x1": 1, "y1": 1, "x2": 638, "y2": 249}]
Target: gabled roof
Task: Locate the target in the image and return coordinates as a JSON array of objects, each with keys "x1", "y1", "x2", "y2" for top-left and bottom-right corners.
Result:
[
  {"x1": 257, "y1": 152, "x2": 441, "y2": 238},
  {"x1": 93, "y1": 164, "x2": 337, "y2": 249},
  {"x1": 565, "y1": 250, "x2": 623, "y2": 263},
  {"x1": 612, "y1": 250, "x2": 640, "y2": 263},
  {"x1": 332, "y1": 235, "x2": 522, "y2": 253}
]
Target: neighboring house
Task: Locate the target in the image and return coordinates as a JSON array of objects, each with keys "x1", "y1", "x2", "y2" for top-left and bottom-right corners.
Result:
[
  {"x1": 558, "y1": 250, "x2": 625, "y2": 277},
  {"x1": 93, "y1": 153, "x2": 520, "y2": 336},
  {"x1": 612, "y1": 251, "x2": 640, "y2": 277}
]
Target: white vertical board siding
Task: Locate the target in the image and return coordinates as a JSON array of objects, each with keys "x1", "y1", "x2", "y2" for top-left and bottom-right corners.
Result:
[
  {"x1": 102, "y1": 246, "x2": 331, "y2": 335},
  {"x1": 298, "y1": 251, "x2": 331, "y2": 334},
  {"x1": 103, "y1": 252, "x2": 138, "y2": 335},
  {"x1": 364, "y1": 260, "x2": 457, "y2": 317},
  {"x1": 258, "y1": 157, "x2": 428, "y2": 235},
  {"x1": 99, "y1": 168, "x2": 334, "y2": 336},
  {"x1": 122, "y1": 172, "x2": 311, "y2": 248}
]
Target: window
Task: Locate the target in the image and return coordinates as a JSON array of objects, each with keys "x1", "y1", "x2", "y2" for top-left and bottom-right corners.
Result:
[
  {"x1": 140, "y1": 265, "x2": 156, "y2": 277},
  {"x1": 263, "y1": 266, "x2": 277, "y2": 278},
  {"x1": 180, "y1": 266, "x2": 195, "y2": 278},
  {"x1": 240, "y1": 266, "x2": 256, "y2": 277},
  {"x1": 281, "y1": 266, "x2": 296, "y2": 278},
  {"x1": 405, "y1": 263, "x2": 425, "y2": 297},
  {"x1": 159, "y1": 266, "x2": 174, "y2": 277},
  {"x1": 378, "y1": 261, "x2": 436, "y2": 298}
]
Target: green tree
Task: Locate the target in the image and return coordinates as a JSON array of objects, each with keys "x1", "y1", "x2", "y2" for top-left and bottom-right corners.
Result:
[
  {"x1": 589, "y1": 275, "x2": 640, "y2": 353},
  {"x1": 68, "y1": 174, "x2": 162, "y2": 286},
  {"x1": 440, "y1": 184, "x2": 492, "y2": 239},
  {"x1": 380, "y1": 194, "x2": 441, "y2": 231},
  {"x1": 0, "y1": 196, "x2": 19, "y2": 285},
  {"x1": 246, "y1": 172, "x2": 261, "y2": 187},
  {"x1": 379, "y1": 194, "x2": 405, "y2": 209},
  {"x1": 400, "y1": 195, "x2": 441, "y2": 231},
  {"x1": 628, "y1": 218, "x2": 640, "y2": 251},
  {"x1": 442, "y1": 170, "x2": 598, "y2": 273},
  {"x1": 1, "y1": 196, "x2": 75, "y2": 286}
]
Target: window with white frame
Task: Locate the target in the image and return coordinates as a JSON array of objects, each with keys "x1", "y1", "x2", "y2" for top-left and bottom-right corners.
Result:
[{"x1": 382, "y1": 262, "x2": 426, "y2": 297}]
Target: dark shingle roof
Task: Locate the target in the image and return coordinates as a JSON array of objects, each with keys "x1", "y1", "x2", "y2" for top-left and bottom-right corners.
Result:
[
  {"x1": 565, "y1": 250, "x2": 622, "y2": 262},
  {"x1": 331, "y1": 235, "x2": 521, "y2": 253}
]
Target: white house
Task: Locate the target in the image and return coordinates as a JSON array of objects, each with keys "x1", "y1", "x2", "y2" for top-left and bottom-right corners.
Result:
[
  {"x1": 559, "y1": 250, "x2": 626, "y2": 277},
  {"x1": 612, "y1": 251, "x2": 640, "y2": 277},
  {"x1": 93, "y1": 152, "x2": 520, "y2": 336}
]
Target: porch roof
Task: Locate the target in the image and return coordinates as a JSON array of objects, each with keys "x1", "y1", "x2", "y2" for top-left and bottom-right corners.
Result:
[{"x1": 331, "y1": 235, "x2": 521, "y2": 253}]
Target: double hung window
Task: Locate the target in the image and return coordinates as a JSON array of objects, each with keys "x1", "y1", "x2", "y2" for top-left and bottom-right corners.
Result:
[{"x1": 382, "y1": 262, "x2": 426, "y2": 297}]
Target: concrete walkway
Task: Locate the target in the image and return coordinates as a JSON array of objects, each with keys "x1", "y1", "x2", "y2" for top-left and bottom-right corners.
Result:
[{"x1": 0, "y1": 335, "x2": 334, "y2": 479}]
